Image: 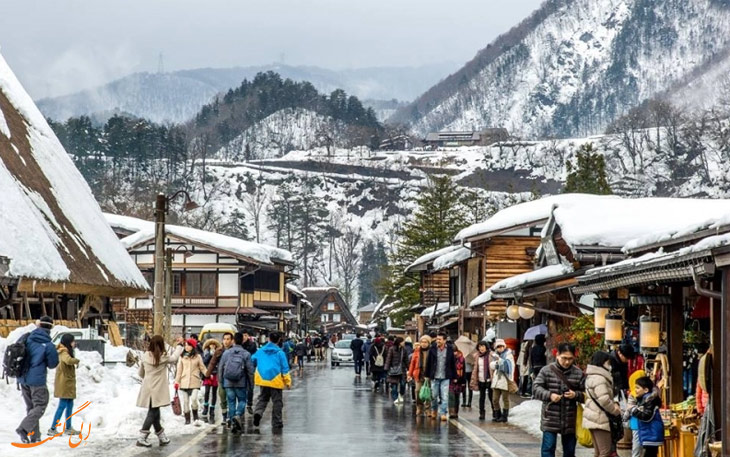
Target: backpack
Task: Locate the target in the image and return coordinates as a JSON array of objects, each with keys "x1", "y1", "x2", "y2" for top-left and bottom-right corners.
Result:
[
  {"x1": 374, "y1": 346, "x2": 385, "y2": 367},
  {"x1": 223, "y1": 349, "x2": 246, "y2": 382},
  {"x1": 3, "y1": 333, "x2": 30, "y2": 385}
]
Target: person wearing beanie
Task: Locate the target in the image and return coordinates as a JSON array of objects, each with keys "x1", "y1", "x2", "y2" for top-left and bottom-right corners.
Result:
[
  {"x1": 16, "y1": 317, "x2": 59, "y2": 444},
  {"x1": 609, "y1": 343, "x2": 636, "y2": 396},
  {"x1": 175, "y1": 339, "x2": 208, "y2": 426},
  {"x1": 408, "y1": 335, "x2": 432, "y2": 416},
  {"x1": 219, "y1": 332, "x2": 254, "y2": 433}
]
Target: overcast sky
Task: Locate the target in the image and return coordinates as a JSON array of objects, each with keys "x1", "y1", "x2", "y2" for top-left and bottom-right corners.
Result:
[{"x1": 0, "y1": 0, "x2": 543, "y2": 99}]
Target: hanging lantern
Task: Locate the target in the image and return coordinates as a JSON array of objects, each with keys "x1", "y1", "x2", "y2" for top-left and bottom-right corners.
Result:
[
  {"x1": 594, "y1": 306, "x2": 609, "y2": 333},
  {"x1": 605, "y1": 313, "x2": 624, "y2": 344},
  {"x1": 639, "y1": 315, "x2": 660, "y2": 352},
  {"x1": 518, "y1": 305, "x2": 535, "y2": 320},
  {"x1": 506, "y1": 304, "x2": 520, "y2": 320}
]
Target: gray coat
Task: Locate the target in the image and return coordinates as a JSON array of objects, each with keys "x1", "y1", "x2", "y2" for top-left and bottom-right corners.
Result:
[
  {"x1": 533, "y1": 362, "x2": 586, "y2": 434},
  {"x1": 219, "y1": 345, "x2": 254, "y2": 389}
]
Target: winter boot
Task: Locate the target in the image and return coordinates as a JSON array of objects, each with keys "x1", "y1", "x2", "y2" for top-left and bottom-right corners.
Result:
[
  {"x1": 479, "y1": 409, "x2": 486, "y2": 420},
  {"x1": 202, "y1": 405, "x2": 209, "y2": 421},
  {"x1": 491, "y1": 409, "x2": 502, "y2": 422},
  {"x1": 253, "y1": 413, "x2": 262, "y2": 427},
  {"x1": 192, "y1": 410, "x2": 202, "y2": 426},
  {"x1": 136, "y1": 430, "x2": 152, "y2": 447},
  {"x1": 156, "y1": 429, "x2": 170, "y2": 446},
  {"x1": 247, "y1": 405, "x2": 254, "y2": 415},
  {"x1": 184, "y1": 412, "x2": 191, "y2": 425},
  {"x1": 231, "y1": 416, "x2": 242, "y2": 433},
  {"x1": 208, "y1": 406, "x2": 216, "y2": 424},
  {"x1": 498, "y1": 409, "x2": 509, "y2": 423}
]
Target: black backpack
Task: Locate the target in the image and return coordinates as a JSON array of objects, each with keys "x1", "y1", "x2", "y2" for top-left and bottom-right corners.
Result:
[
  {"x1": 223, "y1": 350, "x2": 246, "y2": 382},
  {"x1": 3, "y1": 333, "x2": 30, "y2": 386}
]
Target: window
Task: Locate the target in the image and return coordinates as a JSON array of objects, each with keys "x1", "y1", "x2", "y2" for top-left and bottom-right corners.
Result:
[
  {"x1": 172, "y1": 273, "x2": 182, "y2": 295},
  {"x1": 186, "y1": 272, "x2": 215, "y2": 296},
  {"x1": 327, "y1": 302, "x2": 336, "y2": 311},
  {"x1": 332, "y1": 313, "x2": 341, "y2": 323},
  {"x1": 254, "y1": 270, "x2": 280, "y2": 292},
  {"x1": 142, "y1": 271, "x2": 153, "y2": 289},
  {"x1": 321, "y1": 314, "x2": 328, "y2": 322},
  {"x1": 241, "y1": 274, "x2": 254, "y2": 293}
]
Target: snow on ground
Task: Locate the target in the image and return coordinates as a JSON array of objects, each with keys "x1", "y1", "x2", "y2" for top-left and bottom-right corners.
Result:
[
  {"x1": 0, "y1": 326, "x2": 198, "y2": 456},
  {"x1": 510, "y1": 400, "x2": 544, "y2": 438}
]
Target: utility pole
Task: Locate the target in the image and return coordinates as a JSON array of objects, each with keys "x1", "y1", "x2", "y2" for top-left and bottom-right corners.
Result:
[{"x1": 153, "y1": 194, "x2": 166, "y2": 336}]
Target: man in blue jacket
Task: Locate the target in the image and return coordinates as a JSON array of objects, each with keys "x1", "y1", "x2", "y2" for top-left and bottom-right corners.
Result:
[
  {"x1": 16, "y1": 316, "x2": 59, "y2": 443},
  {"x1": 219, "y1": 332, "x2": 254, "y2": 433}
]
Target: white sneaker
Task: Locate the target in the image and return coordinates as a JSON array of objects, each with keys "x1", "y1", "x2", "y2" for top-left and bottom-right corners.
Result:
[{"x1": 397, "y1": 395, "x2": 404, "y2": 404}]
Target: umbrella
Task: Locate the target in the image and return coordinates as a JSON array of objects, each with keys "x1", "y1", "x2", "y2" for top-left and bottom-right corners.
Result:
[
  {"x1": 455, "y1": 335, "x2": 477, "y2": 356},
  {"x1": 523, "y1": 324, "x2": 548, "y2": 340}
]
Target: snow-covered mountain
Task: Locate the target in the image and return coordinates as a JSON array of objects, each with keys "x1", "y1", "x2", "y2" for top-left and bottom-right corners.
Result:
[
  {"x1": 36, "y1": 62, "x2": 457, "y2": 124},
  {"x1": 391, "y1": 0, "x2": 730, "y2": 139}
]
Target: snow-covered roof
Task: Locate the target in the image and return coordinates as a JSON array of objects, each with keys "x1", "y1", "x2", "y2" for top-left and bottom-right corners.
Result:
[
  {"x1": 406, "y1": 245, "x2": 461, "y2": 273},
  {"x1": 469, "y1": 290, "x2": 493, "y2": 308},
  {"x1": 420, "y1": 301, "x2": 450, "y2": 317},
  {"x1": 106, "y1": 213, "x2": 293, "y2": 266},
  {"x1": 286, "y1": 283, "x2": 305, "y2": 298},
  {"x1": 455, "y1": 194, "x2": 616, "y2": 242},
  {"x1": 551, "y1": 198, "x2": 730, "y2": 249},
  {"x1": 358, "y1": 302, "x2": 378, "y2": 312},
  {"x1": 622, "y1": 200, "x2": 730, "y2": 253},
  {"x1": 0, "y1": 53, "x2": 148, "y2": 296},
  {"x1": 487, "y1": 264, "x2": 575, "y2": 298},
  {"x1": 432, "y1": 247, "x2": 472, "y2": 271}
]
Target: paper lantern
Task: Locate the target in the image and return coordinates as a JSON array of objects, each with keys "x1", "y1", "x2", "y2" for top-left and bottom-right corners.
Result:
[
  {"x1": 594, "y1": 306, "x2": 609, "y2": 333},
  {"x1": 639, "y1": 315, "x2": 660, "y2": 352},
  {"x1": 506, "y1": 304, "x2": 520, "y2": 320},
  {"x1": 518, "y1": 306, "x2": 535, "y2": 320},
  {"x1": 605, "y1": 314, "x2": 623, "y2": 344}
]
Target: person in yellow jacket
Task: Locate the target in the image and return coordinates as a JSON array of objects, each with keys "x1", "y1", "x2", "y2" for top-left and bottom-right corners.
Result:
[
  {"x1": 48, "y1": 334, "x2": 80, "y2": 437},
  {"x1": 251, "y1": 332, "x2": 291, "y2": 429}
]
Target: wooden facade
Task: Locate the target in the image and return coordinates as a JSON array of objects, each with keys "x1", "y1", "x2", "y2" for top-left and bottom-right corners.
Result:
[{"x1": 421, "y1": 270, "x2": 450, "y2": 308}]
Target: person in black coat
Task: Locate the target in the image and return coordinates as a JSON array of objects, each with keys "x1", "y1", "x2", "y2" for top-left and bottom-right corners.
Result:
[
  {"x1": 369, "y1": 338, "x2": 387, "y2": 391},
  {"x1": 424, "y1": 332, "x2": 457, "y2": 420},
  {"x1": 350, "y1": 335, "x2": 365, "y2": 377},
  {"x1": 530, "y1": 334, "x2": 548, "y2": 376},
  {"x1": 609, "y1": 343, "x2": 636, "y2": 396}
]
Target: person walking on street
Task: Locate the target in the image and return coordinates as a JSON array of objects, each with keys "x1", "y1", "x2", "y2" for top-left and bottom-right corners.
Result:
[
  {"x1": 242, "y1": 331, "x2": 258, "y2": 415},
  {"x1": 363, "y1": 335, "x2": 373, "y2": 377},
  {"x1": 201, "y1": 339, "x2": 220, "y2": 423},
  {"x1": 425, "y1": 332, "x2": 457, "y2": 422},
  {"x1": 407, "y1": 335, "x2": 432, "y2": 416},
  {"x1": 370, "y1": 337, "x2": 387, "y2": 391},
  {"x1": 350, "y1": 334, "x2": 365, "y2": 378},
  {"x1": 518, "y1": 340, "x2": 533, "y2": 398},
  {"x1": 531, "y1": 334, "x2": 548, "y2": 381},
  {"x1": 282, "y1": 337, "x2": 295, "y2": 368},
  {"x1": 175, "y1": 339, "x2": 208, "y2": 427},
  {"x1": 449, "y1": 343, "x2": 466, "y2": 418},
  {"x1": 533, "y1": 343, "x2": 586, "y2": 457},
  {"x1": 219, "y1": 332, "x2": 255, "y2": 433},
  {"x1": 252, "y1": 332, "x2": 292, "y2": 430},
  {"x1": 136, "y1": 335, "x2": 184, "y2": 447},
  {"x1": 384, "y1": 336, "x2": 408, "y2": 405},
  {"x1": 205, "y1": 332, "x2": 234, "y2": 426},
  {"x1": 470, "y1": 341, "x2": 493, "y2": 420},
  {"x1": 583, "y1": 351, "x2": 621, "y2": 457},
  {"x1": 48, "y1": 333, "x2": 79, "y2": 436},
  {"x1": 462, "y1": 347, "x2": 475, "y2": 408},
  {"x1": 16, "y1": 316, "x2": 59, "y2": 444},
  {"x1": 294, "y1": 339, "x2": 307, "y2": 371},
  {"x1": 489, "y1": 339, "x2": 515, "y2": 423}
]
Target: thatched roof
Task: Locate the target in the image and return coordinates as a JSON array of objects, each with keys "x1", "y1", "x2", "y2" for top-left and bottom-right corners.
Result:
[{"x1": 0, "y1": 53, "x2": 149, "y2": 297}]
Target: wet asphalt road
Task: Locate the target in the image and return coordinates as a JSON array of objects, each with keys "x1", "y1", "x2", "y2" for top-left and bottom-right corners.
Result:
[{"x1": 133, "y1": 360, "x2": 498, "y2": 457}]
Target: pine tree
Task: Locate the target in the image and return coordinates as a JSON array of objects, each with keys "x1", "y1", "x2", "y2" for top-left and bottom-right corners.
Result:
[
  {"x1": 381, "y1": 175, "x2": 468, "y2": 324},
  {"x1": 358, "y1": 240, "x2": 388, "y2": 308},
  {"x1": 563, "y1": 143, "x2": 613, "y2": 194}
]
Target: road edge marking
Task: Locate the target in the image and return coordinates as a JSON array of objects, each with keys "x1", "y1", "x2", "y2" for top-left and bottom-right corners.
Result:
[
  {"x1": 166, "y1": 425, "x2": 214, "y2": 457},
  {"x1": 449, "y1": 417, "x2": 519, "y2": 457}
]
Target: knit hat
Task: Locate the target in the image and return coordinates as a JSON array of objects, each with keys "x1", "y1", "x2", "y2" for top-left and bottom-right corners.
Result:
[
  {"x1": 419, "y1": 335, "x2": 432, "y2": 344},
  {"x1": 186, "y1": 338, "x2": 198, "y2": 348},
  {"x1": 494, "y1": 338, "x2": 506, "y2": 348},
  {"x1": 405, "y1": 336, "x2": 412, "y2": 344},
  {"x1": 38, "y1": 316, "x2": 53, "y2": 329}
]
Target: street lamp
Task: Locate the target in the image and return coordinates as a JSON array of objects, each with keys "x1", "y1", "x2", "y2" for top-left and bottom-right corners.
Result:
[{"x1": 153, "y1": 191, "x2": 199, "y2": 337}]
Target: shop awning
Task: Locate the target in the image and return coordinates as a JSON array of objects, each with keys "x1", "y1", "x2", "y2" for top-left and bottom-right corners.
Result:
[
  {"x1": 428, "y1": 317, "x2": 459, "y2": 330},
  {"x1": 172, "y1": 307, "x2": 269, "y2": 315},
  {"x1": 255, "y1": 301, "x2": 295, "y2": 310}
]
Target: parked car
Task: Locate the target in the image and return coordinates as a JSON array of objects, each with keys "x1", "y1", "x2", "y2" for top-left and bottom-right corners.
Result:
[
  {"x1": 198, "y1": 323, "x2": 237, "y2": 344},
  {"x1": 51, "y1": 327, "x2": 107, "y2": 345},
  {"x1": 331, "y1": 339, "x2": 354, "y2": 367}
]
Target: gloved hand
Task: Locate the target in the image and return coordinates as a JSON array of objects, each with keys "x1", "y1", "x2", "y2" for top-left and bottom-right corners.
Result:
[{"x1": 174, "y1": 383, "x2": 179, "y2": 390}]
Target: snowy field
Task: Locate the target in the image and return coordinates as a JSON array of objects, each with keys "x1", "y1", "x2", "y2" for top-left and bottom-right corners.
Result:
[{"x1": 0, "y1": 325, "x2": 200, "y2": 456}]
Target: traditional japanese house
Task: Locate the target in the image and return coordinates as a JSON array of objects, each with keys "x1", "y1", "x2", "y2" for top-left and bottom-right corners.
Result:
[
  {"x1": 356, "y1": 302, "x2": 378, "y2": 325},
  {"x1": 286, "y1": 283, "x2": 312, "y2": 337},
  {"x1": 0, "y1": 53, "x2": 149, "y2": 336},
  {"x1": 105, "y1": 214, "x2": 295, "y2": 336},
  {"x1": 301, "y1": 286, "x2": 359, "y2": 335}
]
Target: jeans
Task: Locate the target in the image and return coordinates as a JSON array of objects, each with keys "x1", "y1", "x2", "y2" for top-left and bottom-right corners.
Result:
[
  {"x1": 541, "y1": 431, "x2": 577, "y2": 457},
  {"x1": 390, "y1": 377, "x2": 405, "y2": 401},
  {"x1": 298, "y1": 357, "x2": 305, "y2": 369},
  {"x1": 354, "y1": 359, "x2": 363, "y2": 375},
  {"x1": 226, "y1": 387, "x2": 247, "y2": 420},
  {"x1": 430, "y1": 378, "x2": 450, "y2": 417},
  {"x1": 51, "y1": 398, "x2": 74, "y2": 430}
]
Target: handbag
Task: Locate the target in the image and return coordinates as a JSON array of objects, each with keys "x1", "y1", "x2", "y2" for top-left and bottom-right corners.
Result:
[
  {"x1": 576, "y1": 403, "x2": 593, "y2": 447},
  {"x1": 419, "y1": 379, "x2": 432, "y2": 402},
  {"x1": 588, "y1": 389, "x2": 624, "y2": 443},
  {"x1": 506, "y1": 376, "x2": 519, "y2": 394},
  {"x1": 171, "y1": 388, "x2": 182, "y2": 416}
]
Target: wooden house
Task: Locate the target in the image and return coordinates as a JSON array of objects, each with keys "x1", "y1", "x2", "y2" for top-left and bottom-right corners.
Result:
[
  {"x1": 105, "y1": 214, "x2": 296, "y2": 336},
  {"x1": 423, "y1": 128, "x2": 508, "y2": 148},
  {"x1": 301, "y1": 287, "x2": 358, "y2": 335},
  {"x1": 0, "y1": 53, "x2": 149, "y2": 336},
  {"x1": 356, "y1": 302, "x2": 378, "y2": 325}
]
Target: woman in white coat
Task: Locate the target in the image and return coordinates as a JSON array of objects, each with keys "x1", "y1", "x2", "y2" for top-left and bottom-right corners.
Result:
[
  {"x1": 489, "y1": 339, "x2": 515, "y2": 423},
  {"x1": 583, "y1": 351, "x2": 621, "y2": 457}
]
